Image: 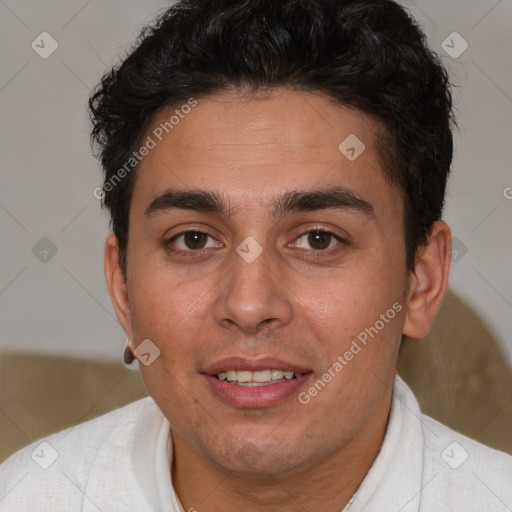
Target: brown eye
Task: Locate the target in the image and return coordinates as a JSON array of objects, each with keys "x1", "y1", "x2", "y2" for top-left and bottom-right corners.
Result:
[
  {"x1": 296, "y1": 230, "x2": 342, "y2": 251},
  {"x1": 183, "y1": 231, "x2": 209, "y2": 249},
  {"x1": 168, "y1": 231, "x2": 217, "y2": 252},
  {"x1": 307, "y1": 231, "x2": 331, "y2": 250}
]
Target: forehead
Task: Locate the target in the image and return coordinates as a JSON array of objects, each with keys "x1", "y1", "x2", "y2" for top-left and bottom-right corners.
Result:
[{"x1": 131, "y1": 89, "x2": 401, "y2": 222}]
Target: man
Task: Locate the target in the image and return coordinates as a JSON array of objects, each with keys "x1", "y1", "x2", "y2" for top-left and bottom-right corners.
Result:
[{"x1": 1, "y1": 0, "x2": 511, "y2": 510}]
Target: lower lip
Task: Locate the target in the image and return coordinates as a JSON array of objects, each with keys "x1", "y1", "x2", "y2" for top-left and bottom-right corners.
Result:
[{"x1": 201, "y1": 373, "x2": 313, "y2": 408}]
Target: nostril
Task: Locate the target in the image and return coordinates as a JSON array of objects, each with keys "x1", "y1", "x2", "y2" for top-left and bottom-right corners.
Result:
[{"x1": 257, "y1": 318, "x2": 277, "y2": 328}]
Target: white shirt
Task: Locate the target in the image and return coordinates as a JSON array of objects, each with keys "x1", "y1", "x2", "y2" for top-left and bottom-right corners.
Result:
[{"x1": 1, "y1": 374, "x2": 511, "y2": 511}]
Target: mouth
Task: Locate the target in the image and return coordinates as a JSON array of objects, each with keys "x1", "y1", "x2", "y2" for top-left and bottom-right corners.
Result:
[
  {"x1": 201, "y1": 356, "x2": 313, "y2": 408},
  {"x1": 214, "y1": 369, "x2": 304, "y2": 386}
]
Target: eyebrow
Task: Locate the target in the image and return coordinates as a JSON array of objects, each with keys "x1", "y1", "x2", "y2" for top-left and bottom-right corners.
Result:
[{"x1": 144, "y1": 186, "x2": 376, "y2": 221}]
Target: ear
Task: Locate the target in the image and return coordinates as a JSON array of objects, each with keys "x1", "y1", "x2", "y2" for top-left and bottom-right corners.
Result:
[
  {"x1": 104, "y1": 233, "x2": 133, "y2": 340},
  {"x1": 403, "y1": 221, "x2": 452, "y2": 339}
]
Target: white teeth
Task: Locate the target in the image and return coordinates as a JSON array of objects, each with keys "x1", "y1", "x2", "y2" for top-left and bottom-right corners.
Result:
[
  {"x1": 237, "y1": 371, "x2": 252, "y2": 383},
  {"x1": 215, "y1": 368, "x2": 303, "y2": 385},
  {"x1": 271, "y1": 369, "x2": 284, "y2": 380},
  {"x1": 252, "y1": 370, "x2": 272, "y2": 382}
]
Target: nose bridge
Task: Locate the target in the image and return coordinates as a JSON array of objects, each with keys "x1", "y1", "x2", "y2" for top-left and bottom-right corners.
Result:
[{"x1": 214, "y1": 239, "x2": 293, "y2": 333}]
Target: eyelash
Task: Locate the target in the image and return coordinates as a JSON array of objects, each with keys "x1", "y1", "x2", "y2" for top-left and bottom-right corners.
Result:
[{"x1": 165, "y1": 229, "x2": 346, "y2": 258}]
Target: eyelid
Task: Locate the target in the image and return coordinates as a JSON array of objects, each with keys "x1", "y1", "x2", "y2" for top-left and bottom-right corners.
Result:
[
  {"x1": 167, "y1": 229, "x2": 221, "y2": 252},
  {"x1": 291, "y1": 229, "x2": 345, "y2": 251}
]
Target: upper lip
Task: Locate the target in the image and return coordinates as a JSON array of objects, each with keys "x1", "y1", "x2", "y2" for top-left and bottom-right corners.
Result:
[{"x1": 201, "y1": 356, "x2": 312, "y2": 376}]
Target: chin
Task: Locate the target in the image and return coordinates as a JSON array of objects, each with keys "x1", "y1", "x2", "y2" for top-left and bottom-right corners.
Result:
[
  {"x1": 216, "y1": 454, "x2": 299, "y2": 477},
  {"x1": 204, "y1": 433, "x2": 309, "y2": 476}
]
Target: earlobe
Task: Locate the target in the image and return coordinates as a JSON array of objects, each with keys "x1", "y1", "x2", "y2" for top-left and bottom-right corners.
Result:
[
  {"x1": 104, "y1": 233, "x2": 133, "y2": 339},
  {"x1": 403, "y1": 221, "x2": 452, "y2": 339}
]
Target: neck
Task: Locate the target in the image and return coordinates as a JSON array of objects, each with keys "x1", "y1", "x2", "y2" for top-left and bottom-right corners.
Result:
[{"x1": 171, "y1": 390, "x2": 392, "y2": 512}]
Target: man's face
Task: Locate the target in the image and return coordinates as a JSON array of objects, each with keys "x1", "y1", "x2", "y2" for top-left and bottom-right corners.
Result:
[{"x1": 122, "y1": 89, "x2": 410, "y2": 475}]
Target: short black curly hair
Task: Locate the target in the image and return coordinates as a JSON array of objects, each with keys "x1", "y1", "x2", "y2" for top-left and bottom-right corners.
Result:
[{"x1": 89, "y1": 0, "x2": 454, "y2": 279}]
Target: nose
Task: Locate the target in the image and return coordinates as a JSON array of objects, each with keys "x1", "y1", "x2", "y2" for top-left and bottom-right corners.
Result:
[{"x1": 213, "y1": 242, "x2": 293, "y2": 335}]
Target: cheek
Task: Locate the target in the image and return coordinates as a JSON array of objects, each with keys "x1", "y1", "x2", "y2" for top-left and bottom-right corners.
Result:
[
  {"x1": 317, "y1": 261, "x2": 399, "y2": 319},
  {"x1": 129, "y1": 282, "x2": 170, "y2": 338},
  {"x1": 128, "y1": 272, "x2": 210, "y2": 364},
  {"x1": 316, "y1": 269, "x2": 406, "y2": 367}
]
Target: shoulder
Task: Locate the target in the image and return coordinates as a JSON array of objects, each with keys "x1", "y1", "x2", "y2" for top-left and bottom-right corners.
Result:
[
  {"x1": 1, "y1": 396, "x2": 161, "y2": 467},
  {"x1": 420, "y1": 411, "x2": 512, "y2": 507},
  {"x1": 392, "y1": 375, "x2": 512, "y2": 509},
  {"x1": 0, "y1": 397, "x2": 164, "y2": 511}
]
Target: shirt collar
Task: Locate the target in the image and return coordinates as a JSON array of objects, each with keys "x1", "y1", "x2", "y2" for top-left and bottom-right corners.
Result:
[{"x1": 348, "y1": 374, "x2": 425, "y2": 511}]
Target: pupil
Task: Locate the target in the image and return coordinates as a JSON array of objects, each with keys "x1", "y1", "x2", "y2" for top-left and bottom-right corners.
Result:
[
  {"x1": 185, "y1": 231, "x2": 206, "y2": 249},
  {"x1": 309, "y1": 231, "x2": 330, "y2": 250}
]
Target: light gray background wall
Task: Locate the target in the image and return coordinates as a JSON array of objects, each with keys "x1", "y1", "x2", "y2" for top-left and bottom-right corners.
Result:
[{"x1": 1, "y1": 0, "x2": 511, "y2": 363}]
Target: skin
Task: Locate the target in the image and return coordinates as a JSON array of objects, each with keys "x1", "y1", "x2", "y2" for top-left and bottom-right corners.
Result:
[{"x1": 105, "y1": 88, "x2": 451, "y2": 512}]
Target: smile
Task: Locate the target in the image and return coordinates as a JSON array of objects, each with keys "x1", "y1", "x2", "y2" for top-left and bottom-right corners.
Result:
[{"x1": 215, "y1": 369, "x2": 303, "y2": 386}]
